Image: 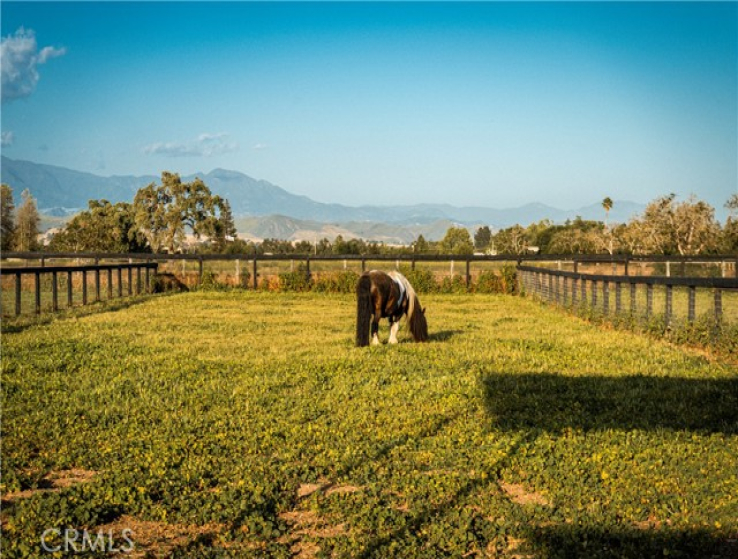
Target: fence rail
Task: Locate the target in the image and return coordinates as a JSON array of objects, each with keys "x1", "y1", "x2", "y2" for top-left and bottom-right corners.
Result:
[
  {"x1": 2, "y1": 251, "x2": 737, "y2": 318},
  {"x1": 517, "y1": 265, "x2": 738, "y2": 326},
  {"x1": 0, "y1": 262, "x2": 158, "y2": 316}
]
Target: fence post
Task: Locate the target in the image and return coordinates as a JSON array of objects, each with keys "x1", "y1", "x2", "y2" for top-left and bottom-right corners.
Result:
[
  {"x1": 687, "y1": 285, "x2": 696, "y2": 322},
  {"x1": 95, "y1": 268, "x2": 101, "y2": 302},
  {"x1": 68, "y1": 270, "x2": 73, "y2": 308},
  {"x1": 34, "y1": 271, "x2": 41, "y2": 314},
  {"x1": 646, "y1": 284, "x2": 653, "y2": 318},
  {"x1": 137, "y1": 266, "x2": 142, "y2": 294},
  {"x1": 198, "y1": 257, "x2": 203, "y2": 285},
  {"x1": 127, "y1": 267, "x2": 132, "y2": 296},
  {"x1": 665, "y1": 285, "x2": 673, "y2": 326},
  {"x1": 465, "y1": 259, "x2": 471, "y2": 290},
  {"x1": 361, "y1": 258, "x2": 366, "y2": 273},
  {"x1": 117, "y1": 267, "x2": 123, "y2": 298},
  {"x1": 253, "y1": 258, "x2": 258, "y2": 289},
  {"x1": 563, "y1": 276, "x2": 568, "y2": 307},
  {"x1": 82, "y1": 270, "x2": 88, "y2": 306},
  {"x1": 306, "y1": 257, "x2": 311, "y2": 281},
  {"x1": 52, "y1": 271, "x2": 58, "y2": 312},
  {"x1": 108, "y1": 268, "x2": 113, "y2": 299}
]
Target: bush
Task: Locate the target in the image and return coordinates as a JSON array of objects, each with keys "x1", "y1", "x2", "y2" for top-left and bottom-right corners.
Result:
[
  {"x1": 313, "y1": 271, "x2": 360, "y2": 293},
  {"x1": 402, "y1": 268, "x2": 439, "y2": 294},
  {"x1": 278, "y1": 265, "x2": 312, "y2": 292},
  {"x1": 439, "y1": 275, "x2": 467, "y2": 294},
  {"x1": 475, "y1": 271, "x2": 504, "y2": 294}
]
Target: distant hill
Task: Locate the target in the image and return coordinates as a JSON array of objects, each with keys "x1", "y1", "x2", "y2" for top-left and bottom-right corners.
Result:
[{"x1": 1, "y1": 156, "x2": 646, "y2": 240}]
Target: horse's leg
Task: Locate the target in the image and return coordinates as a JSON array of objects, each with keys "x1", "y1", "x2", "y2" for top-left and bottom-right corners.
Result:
[
  {"x1": 371, "y1": 317, "x2": 381, "y2": 345},
  {"x1": 388, "y1": 319, "x2": 399, "y2": 344}
]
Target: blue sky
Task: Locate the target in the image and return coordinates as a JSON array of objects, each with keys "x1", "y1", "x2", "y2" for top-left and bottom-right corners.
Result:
[{"x1": 1, "y1": 1, "x2": 736, "y2": 214}]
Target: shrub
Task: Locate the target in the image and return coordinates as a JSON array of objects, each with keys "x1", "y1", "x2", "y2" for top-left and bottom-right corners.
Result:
[
  {"x1": 402, "y1": 268, "x2": 439, "y2": 294},
  {"x1": 474, "y1": 271, "x2": 504, "y2": 294},
  {"x1": 313, "y1": 271, "x2": 360, "y2": 293},
  {"x1": 278, "y1": 265, "x2": 312, "y2": 292},
  {"x1": 439, "y1": 275, "x2": 467, "y2": 294}
]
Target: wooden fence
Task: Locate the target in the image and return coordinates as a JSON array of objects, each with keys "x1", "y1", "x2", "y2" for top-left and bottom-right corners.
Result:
[
  {"x1": 517, "y1": 265, "x2": 738, "y2": 326},
  {"x1": 1, "y1": 262, "x2": 158, "y2": 316},
  {"x1": 2, "y1": 252, "x2": 737, "y2": 318}
]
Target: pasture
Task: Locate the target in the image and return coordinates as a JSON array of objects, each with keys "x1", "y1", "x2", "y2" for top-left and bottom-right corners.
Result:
[{"x1": 2, "y1": 291, "x2": 737, "y2": 558}]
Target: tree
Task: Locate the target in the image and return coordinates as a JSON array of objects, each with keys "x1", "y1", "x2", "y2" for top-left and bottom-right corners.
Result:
[
  {"x1": 721, "y1": 194, "x2": 738, "y2": 253},
  {"x1": 492, "y1": 225, "x2": 529, "y2": 255},
  {"x1": 634, "y1": 194, "x2": 720, "y2": 255},
  {"x1": 602, "y1": 197, "x2": 613, "y2": 226},
  {"x1": 1, "y1": 184, "x2": 15, "y2": 251},
  {"x1": 13, "y1": 189, "x2": 40, "y2": 251},
  {"x1": 132, "y1": 172, "x2": 233, "y2": 253},
  {"x1": 413, "y1": 234, "x2": 430, "y2": 254},
  {"x1": 440, "y1": 226, "x2": 474, "y2": 255},
  {"x1": 49, "y1": 200, "x2": 148, "y2": 252},
  {"x1": 473, "y1": 226, "x2": 492, "y2": 251},
  {"x1": 601, "y1": 197, "x2": 614, "y2": 254}
]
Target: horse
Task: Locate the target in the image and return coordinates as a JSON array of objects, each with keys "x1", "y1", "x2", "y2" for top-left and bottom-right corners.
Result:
[{"x1": 356, "y1": 270, "x2": 428, "y2": 347}]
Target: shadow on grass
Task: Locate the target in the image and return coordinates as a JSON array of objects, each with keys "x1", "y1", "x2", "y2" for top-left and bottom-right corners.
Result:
[
  {"x1": 1, "y1": 293, "x2": 170, "y2": 334},
  {"x1": 481, "y1": 372, "x2": 738, "y2": 434},
  {"x1": 524, "y1": 524, "x2": 738, "y2": 559},
  {"x1": 427, "y1": 329, "x2": 464, "y2": 343}
]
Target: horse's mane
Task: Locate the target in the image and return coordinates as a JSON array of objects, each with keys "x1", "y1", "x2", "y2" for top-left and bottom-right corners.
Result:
[{"x1": 388, "y1": 271, "x2": 417, "y2": 323}]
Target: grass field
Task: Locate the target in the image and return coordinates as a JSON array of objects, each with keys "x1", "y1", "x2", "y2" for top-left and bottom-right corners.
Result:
[{"x1": 2, "y1": 292, "x2": 737, "y2": 558}]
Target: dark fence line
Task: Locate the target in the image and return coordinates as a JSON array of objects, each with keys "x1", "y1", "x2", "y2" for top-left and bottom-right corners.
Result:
[
  {"x1": 1, "y1": 262, "x2": 158, "y2": 316},
  {"x1": 517, "y1": 265, "x2": 738, "y2": 326},
  {"x1": 3, "y1": 252, "x2": 737, "y2": 289}
]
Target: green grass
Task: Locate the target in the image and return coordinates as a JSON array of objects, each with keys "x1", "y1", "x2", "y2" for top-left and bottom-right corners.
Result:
[{"x1": 2, "y1": 292, "x2": 737, "y2": 558}]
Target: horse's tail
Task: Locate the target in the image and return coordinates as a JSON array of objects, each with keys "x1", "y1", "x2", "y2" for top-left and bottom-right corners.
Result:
[
  {"x1": 356, "y1": 273, "x2": 373, "y2": 347},
  {"x1": 408, "y1": 294, "x2": 428, "y2": 342}
]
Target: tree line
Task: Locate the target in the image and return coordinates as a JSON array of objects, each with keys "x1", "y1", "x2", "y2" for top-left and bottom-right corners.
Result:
[
  {"x1": 481, "y1": 194, "x2": 738, "y2": 256},
  {"x1": 2, "y1": 175, "x2": 736, "y2": 256}
]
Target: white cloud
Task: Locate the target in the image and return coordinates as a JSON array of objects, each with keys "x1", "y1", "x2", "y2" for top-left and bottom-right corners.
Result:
[
  {"x1": 1, "y1": 27, "x2": 66, "y2": 103},
  {"x1": 1, "y1": 131, "x2": 14, "y2": 146},
  {"x1": 144, "y1": 133, "x2": 239, "y2": 157},
  {"x1": 252, "y1": 143, "x2": 269, "y2": 151}
]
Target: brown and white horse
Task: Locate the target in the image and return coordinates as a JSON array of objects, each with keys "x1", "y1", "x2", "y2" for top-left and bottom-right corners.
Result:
[{"x1": 356, "y1": 270, "x2": 428, "y2": 347}]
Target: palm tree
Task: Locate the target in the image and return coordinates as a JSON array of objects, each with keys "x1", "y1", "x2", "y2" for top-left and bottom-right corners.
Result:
[
  {"x1": 602, "y1": 197, "x2": 614, "y2": 227},
  {"x1": 602, "y1": 197, "x2": 614, "y2": 255}
]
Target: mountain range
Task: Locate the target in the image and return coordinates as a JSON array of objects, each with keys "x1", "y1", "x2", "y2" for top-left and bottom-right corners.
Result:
[{"x1": 1, "y1": 156, "x2": 645, "y2": 244}]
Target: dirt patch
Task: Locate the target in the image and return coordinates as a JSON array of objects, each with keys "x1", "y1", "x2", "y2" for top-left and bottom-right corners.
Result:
[
  {"x1": 1, "y1": 469, "x2": 98, "y2": 505},
  {"x1": 95, "y1": 515, "x2": 225, "y2": 559},
  {"x1": 297, "y1": 481, "x2": 362, "y2": 499},
  {"x1": 278, "y1": 481, "x2": 357, "y2": 558},
  {"x1": 499, "y1": 481, "x2": 550, "y2": 507}
]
